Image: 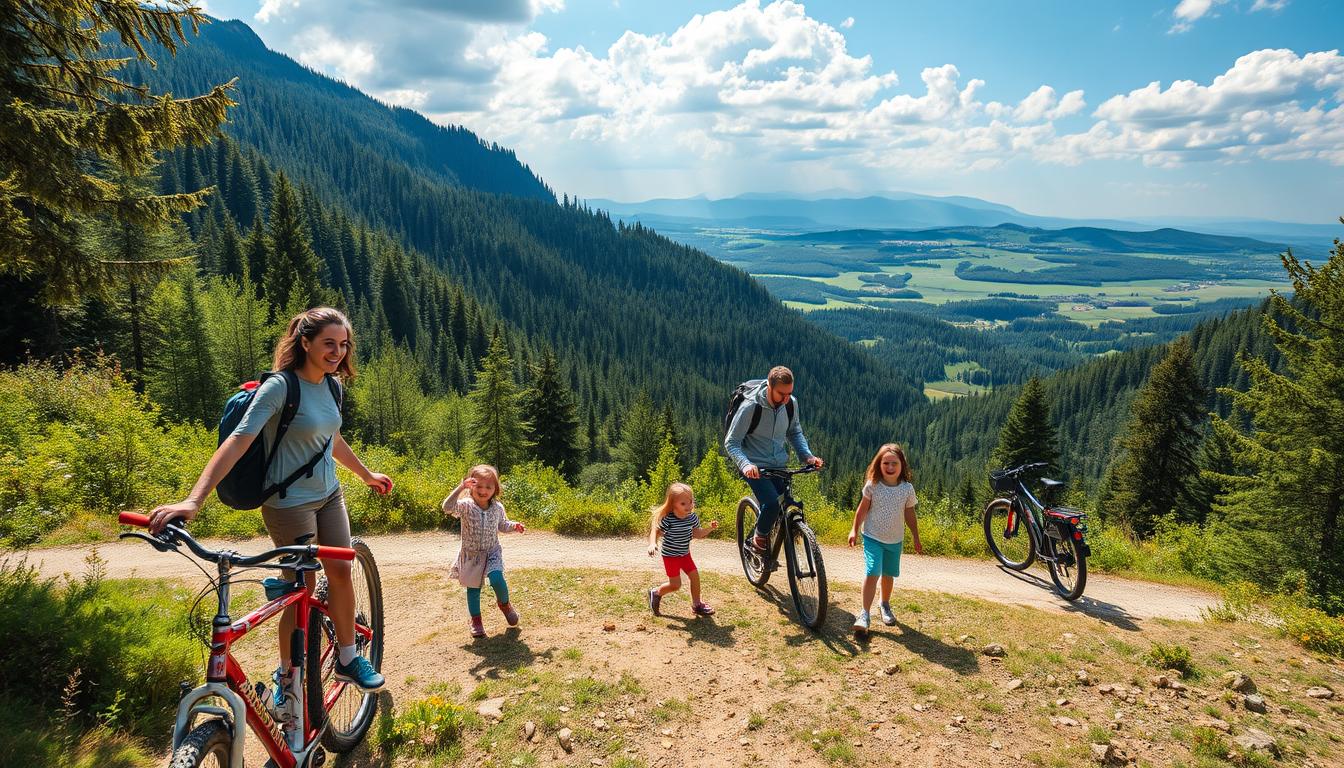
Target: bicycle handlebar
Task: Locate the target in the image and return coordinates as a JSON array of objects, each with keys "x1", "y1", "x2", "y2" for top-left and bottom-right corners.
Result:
[
  {"x1": 995, "y1": 461, "x2": 1048, "y2": 478},
  {"x1": 118, "y1": 511, "x2": 355, "y2": 564},
  {"x1": 759, "y1": 465, "x2": 823, "y2": 479}
]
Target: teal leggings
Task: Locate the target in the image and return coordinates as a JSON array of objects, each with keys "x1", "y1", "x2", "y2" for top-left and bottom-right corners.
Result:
[{"x1": 467, "y1": 570, "x2": 510, "y2": 617}]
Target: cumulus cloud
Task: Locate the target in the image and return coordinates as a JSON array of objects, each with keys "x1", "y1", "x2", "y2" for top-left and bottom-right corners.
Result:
[
  {"x1": 1250, "y1": 0, "x2": 1289, "y2": 11},
  {"x1": 1169, "y1": 0, "x2": 1228, "y2": 33}
]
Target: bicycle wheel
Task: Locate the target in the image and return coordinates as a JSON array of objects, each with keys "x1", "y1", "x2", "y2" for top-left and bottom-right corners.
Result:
[
  {"x1": 167, "y1": 719, "x2": 231, "y2": 768},
  {"x1": 736, "y1": 497, "x2": 770, "y2": 588},
  {"x1": 1047, "y1": 533, "x2": 1088, "y2": 601},
  {"x1": 784, "y1": 518, "x2": 828, "y2": 630},
  {"x1": 983, "y1": 498, "x2": 1036, "y2": 571},
  {"x1": 308, "y1": 538, "x2": 384, "y2": 753}
]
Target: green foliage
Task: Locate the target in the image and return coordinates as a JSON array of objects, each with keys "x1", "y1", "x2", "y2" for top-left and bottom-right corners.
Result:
[
  {"x1": 1190, "y1": 727, "x2": 1230, "y2": 760},
  {"x1": 350, "y1": 339, "x2": 428, "y2": 455},
  {"x1": 200, "y1": 262, "x2": 273, "y2": 386},
  {"x1": 263, "y1": 172, "x2": 326, "y2": 314},
  {"x1": 989, "y1": 377, "x2": 1059, "y2": 475},
  {"x1": 616, "y1": 391, "x2": 662, "y2": 483},
  {"x1": 469, "y1": 332, "x2": 530, "y2": 473},
  {"x1": 1211, "y1": 230, "x2": 1344, "y2": 609},
  {"x1": 373, "y1": 694, "x2": 469, "y2": 757},
  {"x1": 1103, "y1": 337, "x2": 1207, "y2": 535},
  {"x1": 523, "y1": 348, "x2": 581, "y2": 479},
  {"x1": 1143, "y1": 642, "x2": 1196, "y2": 678},
  {"x1": 0, "y1": 558, "x2": 199, "y2": 739}
]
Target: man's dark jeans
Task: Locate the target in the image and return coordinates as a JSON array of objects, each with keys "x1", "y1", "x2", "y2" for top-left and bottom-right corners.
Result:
[{"x1": 745, "y1": 474, "x2": 790, "y2": 542}]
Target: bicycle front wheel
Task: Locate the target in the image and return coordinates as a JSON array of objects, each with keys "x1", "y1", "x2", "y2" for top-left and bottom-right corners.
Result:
[
  {"x1": 167, "y1": 719, "x2": 231, "y2": 768},
  {"x1": 784, "y1": 518, "x2": 827, "y2": 630},
  {"x1": 309, "y1": 537, "x2": 384, "y2": 753},
  {"x1": 983, "y1": 498, "x2": 1036, "y2": 571},
  {"x1": 1047, "y1": 534, "x2": 1088, "y2": 601},
  {"x1": 736, "y1": 496, "x2": 770, "y2": 588}
]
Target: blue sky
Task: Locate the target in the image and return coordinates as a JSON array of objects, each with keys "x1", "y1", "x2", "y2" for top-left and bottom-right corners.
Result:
[{"x1": 200, "y1": 1, "x2": 1344, "y2": 223}]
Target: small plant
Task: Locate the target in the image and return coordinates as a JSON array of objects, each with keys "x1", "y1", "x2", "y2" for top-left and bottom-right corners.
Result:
[
  {"x1": 1087, "y1": 725, "x2": 1112, "y2": 745},
  {"x1": 747, "y1": 711, "x2": 765, "y2": 730},
  {"x1": 376, "y1": 695, "x2": 468, "y2": 757},
  {"x1": 1190, "y1": 727, "x2": 1229, "y2": 760},
  {"x1": 1143, "y1": 642, "x2": 1195, "y2": 678}
]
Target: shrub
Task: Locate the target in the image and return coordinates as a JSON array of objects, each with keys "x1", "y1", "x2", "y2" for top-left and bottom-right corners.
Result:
[
  {"x1": 1190, "y1": 727, "x2": 1229, "y2": 760},
  {"x1": 374, "y1": 695, "x2": 468, "y2": 757},
  {"x1": 1143, "y1": 642, "x2": 1196, "y2": 678},
  {"x1": 1277, "y1": 602, "x2": 1344, "y2": 658}
]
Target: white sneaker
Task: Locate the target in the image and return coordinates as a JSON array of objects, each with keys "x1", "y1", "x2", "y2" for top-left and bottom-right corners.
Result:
[
  {"x1": 880, "y1": 603, "x2": 896, "y2": 626},
  {"x1": 852, "y1": 610, "x2": 869, "y2": 636}
]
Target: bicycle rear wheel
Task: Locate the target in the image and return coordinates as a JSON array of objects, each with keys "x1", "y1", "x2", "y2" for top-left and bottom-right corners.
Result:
[
  {"x1": 1047, "y1": 534, "x2": 1088, "y2": 601},
  {"x1": 983, "y1": 499, "x2": 1036, "y2": 571},
  {"x1": 785, "y1": 518, "x2": 827, "y2": 630},
  {"x1": 736, "y1": 497, "x2": 770, "y2": 588},
  {"x1": 308, "y1": 538, "x2": 384, "y2": 753}
]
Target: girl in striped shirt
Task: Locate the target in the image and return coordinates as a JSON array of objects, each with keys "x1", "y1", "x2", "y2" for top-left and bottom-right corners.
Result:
[{"x1": 647, "y1": 482, "x2": 719, "y2": 616}]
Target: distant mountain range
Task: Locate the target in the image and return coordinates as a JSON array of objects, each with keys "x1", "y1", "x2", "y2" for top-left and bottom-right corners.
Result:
[{"x1": 587, "y1": 192, "x2": 1339, "y2": 247}]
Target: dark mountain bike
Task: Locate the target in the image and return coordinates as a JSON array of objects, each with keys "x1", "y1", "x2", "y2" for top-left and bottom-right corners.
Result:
[
  {"x1": 736, "y1": 466, "x2": 828, "y2": 629},
  {"x1": 983, "y1": 462, "x2": 1090, "y2": 601},
  {"x1": 117, "y1": 512, "x2": 383, "y2": 768}
]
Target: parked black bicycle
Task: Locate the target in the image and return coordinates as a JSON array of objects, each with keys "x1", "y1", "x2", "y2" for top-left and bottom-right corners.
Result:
[
  {"x1": 983, "y1": 462, "x2": 1090, "y2": 601},
  {"x1": 736, "y1": 466, "x2": 828, "y2": 629}
]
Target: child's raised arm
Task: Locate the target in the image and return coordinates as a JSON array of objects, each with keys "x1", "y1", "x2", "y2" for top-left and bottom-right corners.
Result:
[
  {"x1": 692, "y1": 519, "x2": 720, "y2": 539},
  {"x1": 647, "y1": 511, "x2": 664, "y2": 557},
  {"x1": 904, "y1": 494, "x2": 922, "y2": 555},
  {"x1": 441, "y1": 476, "x2": 472, "y2": 517},
  {"x1": 848, "y1": 496, "x2": 871, "y2": 547}
]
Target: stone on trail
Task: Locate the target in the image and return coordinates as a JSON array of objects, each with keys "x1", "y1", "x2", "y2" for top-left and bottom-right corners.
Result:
[
  {"x1": 558, "y1": 727, "x2": 574, "y2": 753},
  {"x1": 1076, "y1": 669, "x2": 1092, "y2": 685},
  {"x1": 982, "y1": 643, "x2": 1007, "y2": 657},
  {"x1": 1192, "y1": 716, "x2": 1231, "y2": 733},
  {"x1": 1306, "y1": 685, "x2": 1335, "y2": 700},
  {"x1": 1234, "y1": 728, "x2": 1279, "y2": 757},
  {"x1": 477, "y1": 697, "x2": 505, "y2": 721},
  {"x1": 1222, "y1": 671, "x2": 1256, "y2": 693},
  {"x1": 1243, "y1": 693, "x2": 1267, "y2": 713},
  {"x1": 523, "y1": 721, "x2": 536, "y2": 741},
  {"x1": 603, "y1": 621, "x2": 616, "y2": 632},
  {"x1": 1006, "y1": 678, "x2": 1024, "y2": 691},
  {"x1": 1091, "y1": 743, "x2": 1116, "y2": 764},
  {"x1": 883, "y1": 664, "x2": 900, "y2": 675}
]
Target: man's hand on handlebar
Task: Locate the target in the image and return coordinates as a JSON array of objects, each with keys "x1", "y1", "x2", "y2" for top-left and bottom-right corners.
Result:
[
  {"x1": 743, "y1": 464, "x2": 760, "y2": 479},
  {"x1": 806, "y1": 456, "x2": 824, "y2": 468},
  {"x1": 148, "y1": 500, "x2": 199, "y2": 535}
]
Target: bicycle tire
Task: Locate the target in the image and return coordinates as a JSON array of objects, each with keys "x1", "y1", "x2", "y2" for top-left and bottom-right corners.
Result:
[
  {"x1": 983, "y1": 498, "x2": 1036, "y2": 571},
  {"x1": 167, "y1": 719, "x2": 231, "y2": 768},
  {"x1": 1047, "y1": 533, "x2": 1088, "y2": 601},
  {"x1": 784, "y1": 518, "x2": 828, "y2": 630},
  {"x1": 308, "y1": 538, "x2": 384, "y2": 753},
  {"x1": 736, "y1": 496, "x2": 770, "y2": 588}
]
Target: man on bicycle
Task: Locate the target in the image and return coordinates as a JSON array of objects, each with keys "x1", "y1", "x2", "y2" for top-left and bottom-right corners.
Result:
[{"x1": 724, "y1": 366, "x2": 824, "y2": 553}]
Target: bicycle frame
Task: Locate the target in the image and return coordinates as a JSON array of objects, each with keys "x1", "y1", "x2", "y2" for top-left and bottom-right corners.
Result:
[{"x1": 760, "y1": 474, "x2": 819, "y2": 581}]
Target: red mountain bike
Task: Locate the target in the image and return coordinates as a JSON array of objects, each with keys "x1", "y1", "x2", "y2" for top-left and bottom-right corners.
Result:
[{"x1": 118, "y1": 511, "x2": 384, "y2": 768}]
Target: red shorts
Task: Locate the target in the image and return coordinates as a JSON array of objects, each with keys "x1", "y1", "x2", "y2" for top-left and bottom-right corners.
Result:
[{"x1": 662, "y1": 553, "x2": 697, "y2": 578}]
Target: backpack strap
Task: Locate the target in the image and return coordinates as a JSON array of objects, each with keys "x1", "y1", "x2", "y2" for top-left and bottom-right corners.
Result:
[
  {"x1": 325, "y1": 374, "x2": 344, "y2": 412},
  {"x1": 271, "y1": 374, "x2": 344, "y2": 501},
  {"x1": 260, "y1": 370, "x2": 302, "y2": 480}
]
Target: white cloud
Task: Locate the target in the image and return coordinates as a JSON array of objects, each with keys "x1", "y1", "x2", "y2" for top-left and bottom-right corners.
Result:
[
  {"x1": 256, "y1": 0, "x2": 300, "y2": 23},
  {"x1": 293, "y1": 27, "x2": 374, "y2": 82},
  {"x1": 1250, "y1": 0, "x2": 1289, "y2": 11},
  {"x1": 1169, "y1": 0, "x2": 1228, "y2": 33},
  {"x1": 840, "y1": 16, "x2": 854, "y2": 29}
]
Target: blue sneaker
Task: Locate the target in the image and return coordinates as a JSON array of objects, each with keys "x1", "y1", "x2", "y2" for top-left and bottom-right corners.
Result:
[
  {"x1": 334, "y1": 655, "x2": 385, "y2": 692},
  {"x1": 270, "y1": 668, "x2": 288, "y2": 712}
]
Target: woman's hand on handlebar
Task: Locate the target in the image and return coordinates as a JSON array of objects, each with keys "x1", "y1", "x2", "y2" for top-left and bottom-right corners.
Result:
[{"x1": 148, "y1": 500, "x2": 199, "y2": 534}]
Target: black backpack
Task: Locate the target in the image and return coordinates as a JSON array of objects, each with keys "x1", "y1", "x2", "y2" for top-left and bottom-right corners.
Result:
[
  {"x1": 215, "y1": 370, "x2": 343, "y2": 510},
  {"x1": 722, "y1": 379, "x2": 793, "y2": 445}
]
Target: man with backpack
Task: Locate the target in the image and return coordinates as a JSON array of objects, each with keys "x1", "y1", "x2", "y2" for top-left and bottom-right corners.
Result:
[{"x1": 723, "y1": 366, "x2": 824, "y2": 552}]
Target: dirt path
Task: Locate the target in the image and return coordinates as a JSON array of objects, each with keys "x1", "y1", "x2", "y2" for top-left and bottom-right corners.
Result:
[{"x1": 24, "y1": 530, "x2": 1214, "y2": 625}]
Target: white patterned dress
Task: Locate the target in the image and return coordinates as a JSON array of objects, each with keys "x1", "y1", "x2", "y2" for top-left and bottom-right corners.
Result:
[{"x1": 443, "y1": 497, "x2": 518, "y2": 588}]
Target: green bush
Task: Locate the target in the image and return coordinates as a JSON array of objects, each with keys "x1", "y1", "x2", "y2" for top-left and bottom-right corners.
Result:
[
  {"x1": 373, "y1": 694, "x2": 469, "y2": 757},
  {"x1": 1190, "y1": 726, "x2": 1230, "y2": 760},
  {"x1": 1143, "y1": 642, "x2": 1196, "y2": 678},
  {"x1": 1277, "y1": 601, "x2": 1344, "y2": 657},
  {"x1": 0, "y1": 556, "x2": 199, "y2": 741}
]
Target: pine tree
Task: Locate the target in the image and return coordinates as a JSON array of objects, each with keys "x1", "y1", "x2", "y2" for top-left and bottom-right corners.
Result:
[
  {"x1": 989, "y1": 377, "x2": 1059, "y2": 475},
  {"x1": 523, "y1": 348, "x2": 581, "y2": 478},
  {"x1": 617, "y1": 391, "x2": 662, "y2": 483},
  {"x1": 0, "y1": 0, "x2": 233, "y2": 305},
  {"x1": 688, "y1": 447, "x2": 740, "y2": 505},
  {"x1": 1212, "y1": 233, "x2": 1344, "y2": 606},
  {"x1": 642, "y1": 432, "x2": 682, "y2": 510},
  {"x1": 201, "y1": 258, "x2": 270, "y2": 386},
  {"x1": 350, "y1": 338, "x2": 427, "y2": 455},
  {"x1": 1103, "y1": 337, "x2": 1207, "y2": 535},
  {"x1": 147, "y1": 270, "x2": 220, "y2": 423},
  {"x1": 264, "y1": 172, "x2": 324, "y2": 314},
  {"x1": 468, "y1": 331, "x2": 530, "y2": 473}
]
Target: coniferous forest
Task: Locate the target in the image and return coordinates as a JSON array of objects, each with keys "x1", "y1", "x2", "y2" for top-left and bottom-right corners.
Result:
[{"x1": 0, "y1": 11, "x2": 1340, "y2": 615}]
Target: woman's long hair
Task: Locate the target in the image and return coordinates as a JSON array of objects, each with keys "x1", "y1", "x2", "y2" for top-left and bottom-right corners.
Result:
[
  {"x1": 272, "y1": 307, "x2": 357, "y2": 379},
  {"x1": 865, "y1": 443, "x2": 913, "y2": 486}
]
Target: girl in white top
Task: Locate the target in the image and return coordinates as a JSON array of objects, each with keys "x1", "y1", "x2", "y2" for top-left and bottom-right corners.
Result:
[
  {"x1": 442, "y1": 464, "x2": 525, "y2": 638},
  {"x1": 847, "y1": 443, "x2": 922, "y2": 637}
]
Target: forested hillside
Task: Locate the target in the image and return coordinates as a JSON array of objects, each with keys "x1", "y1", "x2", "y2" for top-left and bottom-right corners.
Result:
[{"x1": 17, "y1": 18, "x2": 924, "y2": 481}]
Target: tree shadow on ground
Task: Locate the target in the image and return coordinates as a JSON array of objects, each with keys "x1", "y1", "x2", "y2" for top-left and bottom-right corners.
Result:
[
  {"x1": 331, "y1": 690, "x2": 395, "y2": 768},
  {"x1": 754, "y1": 583, "x2": 862, "y2": 657},
  {"x1": 461, "y1": 627, "x2": 554, "y2": 679},
  {"x1": 994, "y1": 565, "x2": 1141, "y2": 631},
  {"x1": 660, "y1": 613, "x2": 738, "y2": 648}
]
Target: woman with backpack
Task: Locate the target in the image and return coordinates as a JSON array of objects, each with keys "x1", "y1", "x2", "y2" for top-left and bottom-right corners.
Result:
[{"x1": 147, "y1": 307, "x2": 392, "y2": 696}]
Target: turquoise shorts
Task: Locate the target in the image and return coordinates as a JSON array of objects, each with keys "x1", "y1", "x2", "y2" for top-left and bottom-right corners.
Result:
[{"x1": 862, "y1": 535, "x2": 903, "y2": 578}]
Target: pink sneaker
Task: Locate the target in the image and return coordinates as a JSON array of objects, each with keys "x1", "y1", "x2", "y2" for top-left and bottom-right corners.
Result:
[
  {"x1": 469, "y1": 615, "x2": 486, "y2": 638},
  {"x1": 692, "y1": 601, "x2": 715, "y2": 616},
  {"x1": 498, "y1": 602, "x2": 519, "y2": 626}
]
